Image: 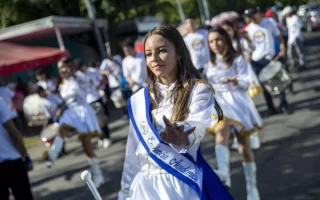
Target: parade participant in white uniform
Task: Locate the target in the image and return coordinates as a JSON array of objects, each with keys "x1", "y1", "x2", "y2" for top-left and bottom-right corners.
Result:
[
  {"x1": 183, "y1": 15, "x2": 210, "y2": 73},
  {"x1": 36, "y1": 69, "x2": 57, "y2": 94},
  {"x1": 47, "y1": 58, "x2": 104, "y2": 188},
  {"x1": 74, "y1": 59, "x2": 112, "y2": 149},
  {"x1": 245, "y1": 7, "x2": 290, "y2": 115},
  {"x1": 122, "y1": 39, "x2": 147, "y2": 93},
  {"x1": 0, "y1": 98, "x2": 34, "y2": 200},
  {"x1": 118, "y1": 25, "x2": 233, "y2": 200},
  {"x1": 222, "y1": 21, "x2": 261, "y2": 150},
  {"x1": 37, "y1": 86, "x2": 63, "y2": 122},
  {"x1": 100, "y1": 56, "x2": 121, "y2": 94},
  {"x1": 282, "y1": 6, "x2": 304, "y2": 71},
  {"x1": 204, "y1": 26, "x2": 262, "y2": 200}
]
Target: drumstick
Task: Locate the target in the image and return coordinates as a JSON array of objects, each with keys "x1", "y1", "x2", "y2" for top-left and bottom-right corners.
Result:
[{"x1": 81, "y1": 170, "x2": 103, "y2": 200}]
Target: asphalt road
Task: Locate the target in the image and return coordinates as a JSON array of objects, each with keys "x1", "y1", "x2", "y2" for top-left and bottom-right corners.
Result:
[{"x1": 26, "y1": 32, "x2": 320, "y2": 200}]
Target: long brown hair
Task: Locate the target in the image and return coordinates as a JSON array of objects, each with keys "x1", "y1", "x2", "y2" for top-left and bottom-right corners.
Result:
[
  {"x1": 144, "y1": 25, "x2": 201, "y2": 122},
  {"x1": 221, "y1": 21, "x2": 243, "y2": 55},
  {"x1": 208, "y1": 26, "x2": 239, "y2": 67}
]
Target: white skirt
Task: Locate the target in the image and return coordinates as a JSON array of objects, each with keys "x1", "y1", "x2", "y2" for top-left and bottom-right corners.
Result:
[
  {"x1": 59, "y1": 103, "x2": 102, "y2": 137},
  {"x1": 209, "y1": 90, "x2": 263, "y2": 137},
  {"x1": 127, "y1": 171, "x2": 199, "y2": 200}
]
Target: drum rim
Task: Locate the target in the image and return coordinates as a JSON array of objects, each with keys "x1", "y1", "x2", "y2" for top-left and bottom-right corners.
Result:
[{"x1": 258, "y1": 61, "x2": 282, "y2": 82}]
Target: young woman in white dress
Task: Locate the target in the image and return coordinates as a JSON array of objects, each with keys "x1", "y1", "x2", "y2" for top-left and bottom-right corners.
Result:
[
  {"x1": 221, "y1": 21, "x2": 262, "y2": 150},
  {"x1": 47, "y1": 58, "x2": 104, "y2": 188},
  {"x1": 204, "y1": 26, "x2": 262, "y2": 200},
  {"x1": 118, "y1": 25, "x2": 233, "y2": 200}
]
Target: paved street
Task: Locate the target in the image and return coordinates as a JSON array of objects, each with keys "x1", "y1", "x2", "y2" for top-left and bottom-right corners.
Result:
[{"x1": 27, "y1": 32, "x2": 320, "y2": 200}]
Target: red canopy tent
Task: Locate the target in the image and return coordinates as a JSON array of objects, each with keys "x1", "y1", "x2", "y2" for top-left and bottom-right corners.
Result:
[{"x1": 0, "y1": 42, "x2": 70, "y2": 75}]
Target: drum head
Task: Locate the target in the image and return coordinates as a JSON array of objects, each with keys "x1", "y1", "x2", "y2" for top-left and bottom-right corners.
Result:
[
  {"x1": 258, "y1": 61, "x2": 282, "y2": 82},
  {"x1": 41, "y1": 123, "x2": 60, "y2": 140},
  {"x1": 23, "y1": 94, "x2": 41, "y2": 116}
]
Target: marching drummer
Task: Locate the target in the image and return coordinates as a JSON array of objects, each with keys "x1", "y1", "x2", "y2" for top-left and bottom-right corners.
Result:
[
  {"x1": 244, "y1": 7, "x2": 291, "y2": 115},
  {"x1": 183, "y1": 15, "x2": 210, "y2": 74}
]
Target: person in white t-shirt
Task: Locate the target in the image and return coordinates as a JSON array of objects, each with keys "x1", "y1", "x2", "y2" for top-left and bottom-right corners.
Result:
[
  {"x1": 37, "y1": 86, "x2": 63, "y2": 122},
  {"x1": 183, "y1": 15, "x2": 210, "y2": 73},
  {"x1": 122, "y1": 39, "x2": 147, "y2": 93},
  {"x1": 100, "y1": 56, "x2": 121, "y2": 94},
  {"x1": 282, "y1": 6, "x2": 304, "y2": 70},
  {"x1": 0, "y1": 98, "x2": 33, "y2": 200},
  {"x1": 245, "y1": 7, "x2": 291, "y2": 115},
  {"x1": 36, "y1": 69, "x2": 57, "y2": 94}
]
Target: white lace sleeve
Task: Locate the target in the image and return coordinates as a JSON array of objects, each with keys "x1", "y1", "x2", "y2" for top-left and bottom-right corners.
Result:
[{"x1": 118, "y1": 122, "x2": 140, "y2": 200}]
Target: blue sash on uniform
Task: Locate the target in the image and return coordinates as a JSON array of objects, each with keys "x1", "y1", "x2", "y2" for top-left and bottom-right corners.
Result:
[{"x1": 127, "y1": 88, "x2": 234, "y2": 200}]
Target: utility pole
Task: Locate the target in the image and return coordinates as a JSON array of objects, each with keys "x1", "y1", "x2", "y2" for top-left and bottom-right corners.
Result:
[
  {"x1": 85, "y1": 0, "x2": 106, "y2": 58},
  {"x1": 201, "y1": 0, "x2": 210, "y2": 21},
  {"x1": 176, "y1": 0, "x2": 185, "y2": 24},
  {"x1": 196, "y1": 0, "x2": 205, "y2": 24}
]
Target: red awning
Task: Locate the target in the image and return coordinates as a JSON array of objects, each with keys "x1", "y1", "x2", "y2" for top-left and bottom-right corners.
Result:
[{"x1": 0, "y1": 42, "x2": 70, "y2": 75}]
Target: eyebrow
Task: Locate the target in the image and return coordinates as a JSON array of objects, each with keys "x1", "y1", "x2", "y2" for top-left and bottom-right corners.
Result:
[{"x1": 145, "y1": 45, "x2": 167, "y2": 51}]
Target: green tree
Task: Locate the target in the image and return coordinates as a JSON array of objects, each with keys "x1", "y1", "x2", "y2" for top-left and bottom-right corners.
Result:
[{"x1": 1, "y1": 0, "x2": 319, "y2": 28}]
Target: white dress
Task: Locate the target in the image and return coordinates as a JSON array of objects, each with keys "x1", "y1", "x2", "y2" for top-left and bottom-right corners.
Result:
[
  {"x1": 58, "y1": 77, "x2": 101, "y2": 137},
  {"x1": 232, "y1": 38, "x2": 263, "y2": 98},
  {"x1": 118, "y1": 81, "x2": 219, "y2": 200},
  {"x1": 204, "y1": 55, "x2": 263, "y2": 137}
]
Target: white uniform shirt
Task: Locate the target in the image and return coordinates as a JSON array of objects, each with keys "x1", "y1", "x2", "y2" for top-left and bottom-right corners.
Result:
[
  {"x1": 100, "y1": 59, "x2": 121, "y2": 89},
  {"x1": 39, "y1": 94, "x2": 63, "y2": 121},
  {"x1": 86, "y1": 67, "x2": 103, "y2": 88},
  {"x1": 122, "y1": 55, "x2": 147, "y2": 87},
  {"x1": 246, "y1": 18, "x2": 281, "y2": 61},
  {"x1": 0, "y1": 99, "x2": 21, "y2": 162},
  {"x1": 0, "y1": 86, "x2": 17, "y2": 118},
  {"x1": 118, "y1": 81, "x2": 219, "y2": 199},
  {"x1": 75, "y1": 71, "x2": 101, "y2": 103},
  {"x1": 183, "y1": 29, "x2": 210, "y2": 70},
  {"x1": 204, "y1": 55, "x2": 250, "y2": 92},
  {"x1": 59, "y1": 77, "x2": 87, "y2": 108},
  {"x1": 286, "y1": 15, "x2": 303, "y2": 44}
]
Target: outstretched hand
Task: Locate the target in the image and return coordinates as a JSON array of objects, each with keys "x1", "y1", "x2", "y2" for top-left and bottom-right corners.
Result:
[{"x1": 160, "y1": 116, "x2": 196, "y2": 147}]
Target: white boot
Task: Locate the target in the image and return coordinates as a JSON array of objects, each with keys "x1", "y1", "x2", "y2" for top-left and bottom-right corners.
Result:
[
  {"x1": 231, "y1": 136, "x2": 238, "y2": 150},
  {"x1": 214, "y1": 144, "x2": 231, "y2": 188},
  {"x1": 47, "y1": 136, "x2": 64, "y2": 167},
  {"x1": 102, "y1": 138, "x2": 112, "y2": 149},
  {"x1": 88, "y1": 157, "x2": 104, "y2": 188},
  {"x1": 250, "y1": 133, "x2": 261, "y2": 150},
  {"x1": 243, "y1": 162, "x2": 260, "y2": 200}
]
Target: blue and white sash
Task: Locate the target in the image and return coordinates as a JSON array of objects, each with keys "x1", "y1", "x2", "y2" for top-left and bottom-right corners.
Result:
[
  {"x1": 128, "y1": 88, "x2": 202, "y2": 196},
  {"x1": 128, "y1": 88, "x2": 234, "y2": 200}
]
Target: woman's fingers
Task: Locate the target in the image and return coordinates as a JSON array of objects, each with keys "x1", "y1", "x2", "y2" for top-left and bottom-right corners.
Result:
[
  {"x1": 183, "y1": 127, "x2": 196, "y2": 136},
  {"x1": 160, "y1": 131, "x2": 167, "y2": 140},
  {"x1": 177, "y1": 125, "x2": 184, "y2": 133},
  {"x1": 162, "y1": 115, "x2": 172, "y2": 128}
]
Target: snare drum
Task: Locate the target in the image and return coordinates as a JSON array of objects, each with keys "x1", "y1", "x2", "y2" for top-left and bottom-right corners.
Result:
[{"x1": 258, "y1": 61, "x2": 292, "y2": 95}]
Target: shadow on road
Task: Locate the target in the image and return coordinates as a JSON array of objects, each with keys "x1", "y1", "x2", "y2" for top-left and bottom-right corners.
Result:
[{"x1": 204, "y1": 123, "x2": 320, "y2": 200}]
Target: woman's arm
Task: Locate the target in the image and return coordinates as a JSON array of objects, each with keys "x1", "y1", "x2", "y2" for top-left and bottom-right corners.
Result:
[
  {"x1": 118, "y1": 122, "x2": 140, "y2": 200},
  {"x1": 169, "y1": 82, "x2": 219, "y2": 153},
  {"x1": 234, "y1": 56, "x2": 250, "y2": 90}
]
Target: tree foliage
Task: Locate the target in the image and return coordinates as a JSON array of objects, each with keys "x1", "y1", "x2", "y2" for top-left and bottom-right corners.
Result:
[{"x1": 0, "y1": 0, "x2": 317, "y2": 28}]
